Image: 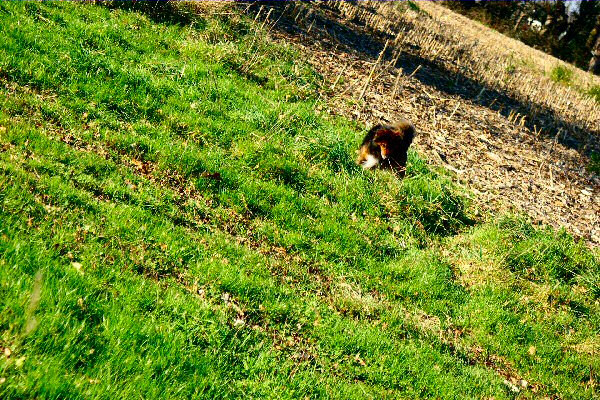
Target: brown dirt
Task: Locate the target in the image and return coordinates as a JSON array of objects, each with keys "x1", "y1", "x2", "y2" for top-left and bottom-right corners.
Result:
[{"x1": 247, "y1": 1, "x2": 600, "y2": 247}]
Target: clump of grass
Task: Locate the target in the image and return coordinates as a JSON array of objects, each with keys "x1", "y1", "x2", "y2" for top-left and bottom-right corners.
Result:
[
  {"x1": 549, "y1": 65, "x2": 573, "y2": 85},
  {"x1": 588, "y1": 85, "x2": 600, "y2": 104},
  {"x1": 499, "y1": 218, "x2": 598, "y2": 287},
  {"x1": 400, "y1": 157, "x2": 475, "y2": 237},
  {"x1": 407, "y1": 1, "x2": 421, "y2": 13},
  {"x1": 588, "y1": 151, "x2": 600, "y2": 175}
]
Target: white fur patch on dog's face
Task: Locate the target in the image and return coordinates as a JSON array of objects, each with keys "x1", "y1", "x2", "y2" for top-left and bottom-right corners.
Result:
[{"x1": 361, "y1": 154, "x2": 379, "y2": 169}]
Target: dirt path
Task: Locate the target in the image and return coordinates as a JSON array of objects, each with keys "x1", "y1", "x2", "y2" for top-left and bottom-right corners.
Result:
[{"x1": 249, "y1": 1, "x2": 600, "y2": 247}]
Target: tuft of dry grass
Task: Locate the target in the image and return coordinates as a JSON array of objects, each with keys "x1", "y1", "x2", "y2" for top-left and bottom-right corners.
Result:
[{"x1": 171, "y1": 0, "x2": 236, "y2": 16}]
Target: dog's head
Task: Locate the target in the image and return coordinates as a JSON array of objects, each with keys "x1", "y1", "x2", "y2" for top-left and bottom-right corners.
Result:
[
  {"x1": 373, "y1": 131, "x2": 392, "y2": 159},
  {"x1": 372, "y1": 122, "x2": 415, "y2": 159}
]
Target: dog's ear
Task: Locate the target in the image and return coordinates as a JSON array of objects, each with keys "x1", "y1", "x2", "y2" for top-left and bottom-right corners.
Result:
[
  {"x1": 368, "y1": 124, "x2": 385, "y2": 135},
  {"x1": 373, "y1": 129, "x2": 393, "y2": 144},
  {"x1": 402, "y1": 126, "x2": 414, "y2": 146},
  {"x1": 394, "y1": 121, "x2": 414, "y2": 147},
  {"x1": 361, "y1": 123, "x2": 385, "y2": 146}
]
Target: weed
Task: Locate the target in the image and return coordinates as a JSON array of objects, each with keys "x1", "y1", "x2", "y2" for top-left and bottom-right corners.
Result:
[
  {"x1": 550, "y1": 65, "x2": 573, "y2": 85},
  {"x1": 588, "y1": 151, "x2": 600, "y2": 175},
  {"x1": 588, "y1": 85, "x2": 600, "y2": 104},
  {"x1": 407, "y1": 1, "x2": 421, "y2": 13}
]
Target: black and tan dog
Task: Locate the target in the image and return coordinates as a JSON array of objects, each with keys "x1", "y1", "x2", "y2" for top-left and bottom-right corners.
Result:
[{"x1": 356, "y1": 120, "x2": 415, "y2": 177}]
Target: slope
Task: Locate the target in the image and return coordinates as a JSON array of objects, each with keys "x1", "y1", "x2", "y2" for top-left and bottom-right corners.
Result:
[
  {"x1": 0, "y1": 2, "x2": 598, "y2": 399},
  {"x1": 263, "y1": 0, "x2": 600, "y2": 246}
]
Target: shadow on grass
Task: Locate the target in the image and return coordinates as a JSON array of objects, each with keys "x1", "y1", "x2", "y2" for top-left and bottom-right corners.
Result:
[{"x1": 97, "y1": 0, "x2": 193, "y2": 25}]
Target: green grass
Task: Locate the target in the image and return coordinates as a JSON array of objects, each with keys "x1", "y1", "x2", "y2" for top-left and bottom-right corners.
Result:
[
  {"x1": 407, "y1": 1, "x2": 421, "y2": 13},
  {"x1": 588, "y1": 151, "x2": 600, "y2": 175},
  {"x1": 0, "y1": 2, "x2": 598, "y2": 399},
  {"x1": 588, "y1": 85, "x2": 600, "y2": 104},
  {"x1": 549, "y1": 65, "x2": 574, "y2": 86}
]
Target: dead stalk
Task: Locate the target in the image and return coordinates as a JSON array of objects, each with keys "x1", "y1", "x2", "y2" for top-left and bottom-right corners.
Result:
[
  {"x1": 260, "y1": 8, "x2": 273, "y2": 31},
  {"x1": 253, "y1": 5, "x2": 263, "y2": 23},
  {"x1": 358, "y1": 40, "x2": 389, "y2": 101},
  {"x1": 390, "y1": 68, "x2": 403, "y2": 99},
  {"x1": 307, "y1": 18, "x2": 316, "y2": 33},
  {"x1": 332, "y1": 61, "x2": 355, "y2": 92},
  {"x1": 448, "y1": 102, "x2": 460, "y2": 120},
  {"x1": 475, "y1": 87, "x2": 485, "y2": 101},
  {"x1": 408, "y1": 64, "x2": 422, "y2": 79}
]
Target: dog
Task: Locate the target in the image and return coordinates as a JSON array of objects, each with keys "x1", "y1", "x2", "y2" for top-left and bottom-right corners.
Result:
[{"x1": 356, "y1": 120, "x2": 415, "y2": 177}]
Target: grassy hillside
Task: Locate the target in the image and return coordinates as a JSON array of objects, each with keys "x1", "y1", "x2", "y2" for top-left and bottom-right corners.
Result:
[{"x1": 0, "y1": 2, "x2": 598, "y2": 399}]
